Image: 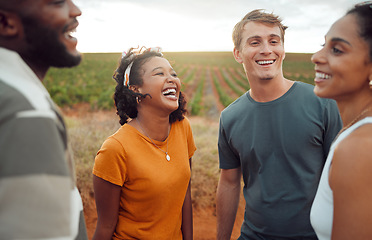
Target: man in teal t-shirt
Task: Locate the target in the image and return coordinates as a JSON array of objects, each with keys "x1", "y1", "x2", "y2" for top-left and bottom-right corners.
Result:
[{"x1": 216, "y1": 9, "x2": 342, "y2": 240}]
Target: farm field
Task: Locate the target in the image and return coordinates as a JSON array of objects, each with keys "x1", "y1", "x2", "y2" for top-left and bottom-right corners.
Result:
[
  {"x1": 47, "y1": 52, "x2": 315, "y2": 239},
  {"x1": 45, "y1": 51, "x2": 315, "y2": 115}
]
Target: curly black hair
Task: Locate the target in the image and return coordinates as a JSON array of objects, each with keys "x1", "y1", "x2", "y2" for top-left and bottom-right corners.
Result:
[{"x1": 113, "y1": 48, "x2": 187, "y2": 125}]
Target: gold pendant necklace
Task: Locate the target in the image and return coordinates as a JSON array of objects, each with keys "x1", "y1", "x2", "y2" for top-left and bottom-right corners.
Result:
[{"x1": 136, "y1": 119, "x2": 171, "y2": 161}]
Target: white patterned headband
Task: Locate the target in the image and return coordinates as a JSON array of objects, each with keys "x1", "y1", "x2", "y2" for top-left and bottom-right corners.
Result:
[{"x1": 122, "y1": 47, "x2": 163, "y2": 87}]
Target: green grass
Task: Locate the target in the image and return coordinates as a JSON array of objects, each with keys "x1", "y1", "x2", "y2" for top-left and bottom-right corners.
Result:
[
  {"x1": 66, "y1": 111, "x2": 120, "y2": 204},
  {"x1": 189, "y1": 118, "x2": 220, "y2": 209}
]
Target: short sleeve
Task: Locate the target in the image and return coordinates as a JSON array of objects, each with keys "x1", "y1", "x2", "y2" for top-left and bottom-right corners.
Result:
[
  {"x1": 218, "y1": 115, "x2": 241, "y2": 169},
  {"x1": 184, "y1": 117, "x2": 196, "y2": 159},
  {"x1": 93, "y1": 136, "x2": 127, "y2": 186}
]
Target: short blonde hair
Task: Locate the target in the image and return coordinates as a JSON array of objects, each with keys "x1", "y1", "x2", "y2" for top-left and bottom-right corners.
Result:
[{"x1": 232, "y1": 9, "x2": 288, "y2": 50}]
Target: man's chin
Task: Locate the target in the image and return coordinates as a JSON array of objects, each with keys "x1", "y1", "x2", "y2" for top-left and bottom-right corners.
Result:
[
  {"x1": 260, "y1": 77, "x2": 274, "y2": 81},
  {"x1": 50, "y1": 50, "x2": 82, "y2": 68},
  {"x1": 67, "y1": 50, "x2": 82, "y2": 66}
]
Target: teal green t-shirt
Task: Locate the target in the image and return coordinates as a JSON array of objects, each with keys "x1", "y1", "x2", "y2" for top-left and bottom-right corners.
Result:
[{"x1": 218, "y1": 81, "x2": 342, "y2": 238}]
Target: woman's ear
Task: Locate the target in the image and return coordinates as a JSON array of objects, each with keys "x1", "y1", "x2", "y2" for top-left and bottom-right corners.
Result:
[
  {"x1": 129, "y1": 85, "x2": 139, "y2": 93},
  {"x1": 0, "y1": 10, "x2": 22, "y2": 37}
]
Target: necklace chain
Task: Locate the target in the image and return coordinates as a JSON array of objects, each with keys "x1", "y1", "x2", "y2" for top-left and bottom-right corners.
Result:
[
  {"x1": 336, "y1": 106, "x2": 372, "y2": 139},
  {"x1": 136, "y1": 118, "x2": 171, "y2": 161}
]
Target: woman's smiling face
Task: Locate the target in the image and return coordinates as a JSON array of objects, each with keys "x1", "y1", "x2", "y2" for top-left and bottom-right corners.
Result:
[
  {"x1": 137, "y1": 56, "x2": 181, "y2": 114},
  {"x1": 311, "y1": 13, "x2": 372, "y2": 101}
]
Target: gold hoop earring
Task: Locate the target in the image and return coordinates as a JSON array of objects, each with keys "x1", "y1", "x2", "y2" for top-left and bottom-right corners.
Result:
[
  {"x1": 136, "y1": 96, "x2": 141, "y2": 104},
  {"x1": 369, "y1": 79, "x2": 372, "y2": 89}
]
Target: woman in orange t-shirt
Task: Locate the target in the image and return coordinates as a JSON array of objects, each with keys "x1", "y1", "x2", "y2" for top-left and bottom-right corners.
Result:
[{"x1": 92, "y1": 47, "x2": 196, "y2": 240}]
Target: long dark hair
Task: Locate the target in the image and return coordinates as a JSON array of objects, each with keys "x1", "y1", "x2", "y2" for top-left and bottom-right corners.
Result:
[{"x1": 113, "y1": 47, "x2": 187, "y2": 125}]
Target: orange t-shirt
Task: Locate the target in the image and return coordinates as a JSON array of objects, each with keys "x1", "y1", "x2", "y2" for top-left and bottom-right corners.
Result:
[{"x1": 93, "y1": 118, "x2": 196, "y2": 240}]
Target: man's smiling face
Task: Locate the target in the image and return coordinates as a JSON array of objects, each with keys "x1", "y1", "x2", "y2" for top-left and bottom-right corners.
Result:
[{"x1": 234, "y1": 21, "x2": 286, "y2": 82}]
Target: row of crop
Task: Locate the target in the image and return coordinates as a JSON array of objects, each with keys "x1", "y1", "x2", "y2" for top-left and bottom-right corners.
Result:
[
  {"x1": 211, "y1": 69, "x2": 235, "y2": 107},
  {"x1": 175, "y1": 66, "x2": 189, "y2": 79},
  {"x1": 180, "y1": 66, "x2": 225, "y2": 117},
  {"x1": 45, "y1": 55, "x2": 118, "y2": 110},
  {"x1": 44, "y1": 52, "x2": 314, "y2": 113},
  {"x1": 226, "y1": 68, "x2": 250, "y2": 90},
  {"x1": 189, "y1": 69, "x2": 206, "y2": 115},
  {"x1": 219, "y1": 69, "x2": 246, "y2": 97},
  {"x1": 178, "y1": 64, "x2": 250, "y2": 113},
  {"x1": 182, "y1": 68, "x2": 197, "y2": 85}
]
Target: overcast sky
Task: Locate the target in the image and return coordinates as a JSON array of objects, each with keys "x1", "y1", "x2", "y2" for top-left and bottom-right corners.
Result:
[{"x1": 73, "y1": 0, "x2": 362, "y2": 53}]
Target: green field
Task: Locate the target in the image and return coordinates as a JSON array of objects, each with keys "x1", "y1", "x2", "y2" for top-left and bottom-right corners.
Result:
[{"x1": 45, "y1": 52, "x2": 315, "y2": 114}]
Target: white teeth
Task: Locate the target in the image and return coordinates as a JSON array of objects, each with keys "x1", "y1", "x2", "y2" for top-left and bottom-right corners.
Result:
[
  {"x1": 316, "y1": 72, "x2": 331, "y2": 79},
  {"x1": 162, "y1": 88, "x2": 176, "y2": 95},
  {"x1": 69, "y1": 30, "x2": 77, "y2": 38},
  {"x1": 65, "y1": 29, "x2": 76, "y2": 39},
  {"x1": 257, "y1": 60, "x2": 274, "y2": 65}
]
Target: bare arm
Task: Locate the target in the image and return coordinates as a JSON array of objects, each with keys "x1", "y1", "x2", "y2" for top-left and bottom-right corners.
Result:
[
  {"x1": 330, "y1": 126, "x2": 372, "y2": 240},
  {"x1": 216, "y1": 167, "x2": 241, "y2": 240},
  {"x1": 92, "y1": 175, "x2": 122, "y2": 240},
  {"x1": 182, "y1": 158, "x2": 193, "y2": 240}
]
